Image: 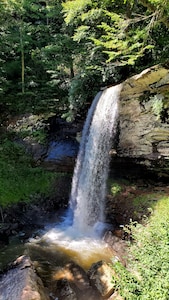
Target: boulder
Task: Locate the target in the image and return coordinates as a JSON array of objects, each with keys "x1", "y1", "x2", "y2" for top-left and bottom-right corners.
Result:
[
  {"x1": 0, "y1": 255, "x2": 49, "y2": 300},
  {"x1": 88, "y1": 260, "x2": 116, "y2": 298},
  {"x1": 103, "y1": 231, "x2": 127, "y2": 266}
]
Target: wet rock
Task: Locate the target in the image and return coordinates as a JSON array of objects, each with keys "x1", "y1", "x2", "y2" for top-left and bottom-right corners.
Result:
[
  {"x1": 88, "y1": 260, "x2": 116, "y2": 299},
  {"x1": 1, "y1": 174, "x2": 71, "y2": 241},
  {"x1": 50, "y1": 262, "x2": 102, "y2": 300},
  {"x1": 0, "y1": 255, "x2": 50, "y2": 300},
  {"x1": 64, "y1": 262, "x2": 91, "y2": 291},
  {"x1": 42, "y1": 137, "x2": 79, "y2": 172},
  {"x1": 47, "y1": 116, "x2": 83, "y2": 137},
  {"x1": 42, "y1": 156, "x2": 76, "y2": 172},
  {"x1": 23, "y1": 137, "x2": 47, "y2": 163},
  {"x1": 64, "y1": 262, "x2": 102, "y2": 300},
  {"x1": 103, "y1": 231, "x2": 127, "y2": 266},
  {"x1": 56, "y1": 278, "x2": 78, "y2": 300}
]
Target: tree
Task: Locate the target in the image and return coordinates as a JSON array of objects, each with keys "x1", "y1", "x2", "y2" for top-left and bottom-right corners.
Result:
[
  {"x1": 0, "y1": 0, "x2": 74, "y2": 116},
  {"x1": 61, "y1": 0, "x2": 169, "y2": 119},
  {"x1": 62, "y1": 0, "x2": 169, "y2": 67},
  {"x1": 1, "y1": 0, "x2": 169, "y2": 120}
]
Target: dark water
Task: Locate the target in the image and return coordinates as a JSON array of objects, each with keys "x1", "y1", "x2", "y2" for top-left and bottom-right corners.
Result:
[{"x1": 45, "y1": 138, "x2": 79, "y2": 161}]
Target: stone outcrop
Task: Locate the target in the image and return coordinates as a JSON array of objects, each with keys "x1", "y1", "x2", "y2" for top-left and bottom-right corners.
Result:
[
  {"x1": 115, "y1": 63, "x2": 169, "y2": 176},
  {"x1": 0, "y1": 256, "x2": 49, "y2": 300}
]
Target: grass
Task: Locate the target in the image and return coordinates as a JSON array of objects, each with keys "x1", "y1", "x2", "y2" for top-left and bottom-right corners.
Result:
[{"x1": 0, "y1": 135, "x2": 56, "y2": 207}]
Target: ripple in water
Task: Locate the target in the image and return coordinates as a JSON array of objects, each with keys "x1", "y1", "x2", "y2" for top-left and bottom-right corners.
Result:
[{"x1": 28, "y1": 221, "x2": 114, "y2": 270}]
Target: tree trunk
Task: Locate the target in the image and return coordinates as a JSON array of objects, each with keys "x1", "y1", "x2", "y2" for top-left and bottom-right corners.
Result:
[{"x1": 20, "y1": 26, "x2": 25, "y2": 94}]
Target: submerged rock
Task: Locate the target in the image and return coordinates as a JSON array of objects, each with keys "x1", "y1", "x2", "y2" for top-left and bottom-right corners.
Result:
[{"x1": 55, "y1": 278, "x2": 78, "y2": 300}]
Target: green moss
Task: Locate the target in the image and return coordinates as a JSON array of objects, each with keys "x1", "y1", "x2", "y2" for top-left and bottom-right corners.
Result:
[
  {"x1": 110, "y1": 182, "x2": 122, "y2": 196},
  {"x1": 108, "y1": 178, "x2": 129, "y2": 195},
  {"x1": 150, "y1": 94, "x2": 164, "y2": 120}
]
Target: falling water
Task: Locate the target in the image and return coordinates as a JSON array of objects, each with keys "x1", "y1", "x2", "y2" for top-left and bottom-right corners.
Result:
[{"x1": 70, "y1": 84, "x2": 122, "y2": 235}]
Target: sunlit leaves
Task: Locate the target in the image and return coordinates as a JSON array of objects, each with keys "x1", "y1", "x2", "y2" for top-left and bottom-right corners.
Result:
[
  {"x1": 73, "y1": 25, "x2": 90, "y2": 42},
  {"x1": 62, "y1": 0, "x2": 160, "y2": 68},
  {"x1": 62, "y1": 0, "x2": 92, "y2": 24},
  {"x1": 92, "y1": 8, "x2": 153, "y2": 65},
  {"x1": 80, "y1": 7, "x2": 103, "y2": 27}
]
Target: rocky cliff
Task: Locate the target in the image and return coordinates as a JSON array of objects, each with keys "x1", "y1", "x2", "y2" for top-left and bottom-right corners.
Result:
[{"x1": 114, "y1": 63, "x2": 169, "y2": 177}]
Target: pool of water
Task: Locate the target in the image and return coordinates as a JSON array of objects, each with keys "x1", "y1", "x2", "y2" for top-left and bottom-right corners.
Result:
[{"x1": 45, "y1": 138, "x2": 79, "y2": 161}]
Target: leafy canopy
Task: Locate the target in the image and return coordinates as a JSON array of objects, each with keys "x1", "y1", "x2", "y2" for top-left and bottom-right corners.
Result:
[{"x1": 62, "y1": 0, "x2": 169, "y2": 67}]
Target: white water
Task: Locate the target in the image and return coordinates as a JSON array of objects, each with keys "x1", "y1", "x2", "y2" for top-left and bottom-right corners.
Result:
[
  {"x1": 29, "y1": 84, "x2": 122, "y2": 268},
  {"x1": 70, "y1": 84, "x2": 122, "y2": 235}
]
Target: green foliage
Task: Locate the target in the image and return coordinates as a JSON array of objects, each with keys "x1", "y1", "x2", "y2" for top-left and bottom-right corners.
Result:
[
  {"x1": 63, "y1": 0, "x2": 169, "y2": 77},
  {"x1": 30, "y1": 129, "x2": 47, "y2": 144},
  {"x1": 62, "y1": 71, "x2": 102, "y2": 121},
  {"x1": 0, "y1": 136, "x2": 56, "y2": 207},
  {"x1": 112, "y1": 196, "x2": 169, "y2": 299},
  {"x1": 112, "y1": 261, "x2": 142, "y2": 299},
  {"x1": 1, "y1": 0, "x2": 169, "y2": 120},
  {"x1": 0, "y1": 0, "x2": 72, "y2": 117},
  {"x1": 17, "y1": 128, "x2": 47, "y2": 144},
  {"x1": 132, "y1": 193, "x2": 157, "y2": 217},
  {"x1": 110, "y1": 182, "x2": 122, "y2": 195},
  {"x1": 92, "y1": 6, "x2": 155, "y2": 65},
  {"x1": 150, "y1": 94, "x2": 164, "y2": 120},
  {"x1": 62, "y1": 0, "x2": 92, "y2": 24}
]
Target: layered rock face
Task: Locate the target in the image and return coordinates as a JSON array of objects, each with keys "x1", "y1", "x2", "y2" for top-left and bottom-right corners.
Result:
[{"x1": 116, "y1": 64, "x2": 169, "y2": 176}]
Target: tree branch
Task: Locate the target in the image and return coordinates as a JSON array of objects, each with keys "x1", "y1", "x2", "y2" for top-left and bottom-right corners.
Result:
[{"x1": 139, "y1": 0, "x2": 169, "y2": 28}]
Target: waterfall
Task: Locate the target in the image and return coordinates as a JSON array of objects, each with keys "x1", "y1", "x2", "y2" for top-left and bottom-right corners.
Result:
[
  {"x1": 29, "y1": 84, "x2": 122, "y2": 270},
  {"x1": 70, "y1": 84, "x2": 122, "y2": 235}
]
